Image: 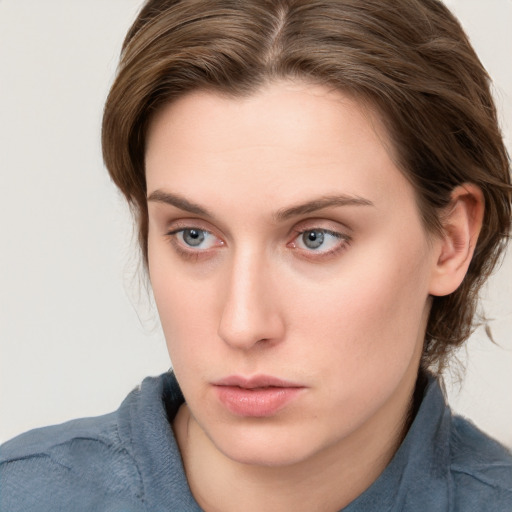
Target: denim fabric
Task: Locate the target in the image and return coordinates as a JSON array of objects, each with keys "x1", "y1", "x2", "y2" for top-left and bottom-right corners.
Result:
[{"x1": 1, "y1": 373, "x2": 511, "y2": 511}]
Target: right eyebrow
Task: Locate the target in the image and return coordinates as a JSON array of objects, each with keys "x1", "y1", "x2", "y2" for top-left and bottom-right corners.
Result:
[{"x1": 147, "y1": 190, "x2": 214, "y2": 218}]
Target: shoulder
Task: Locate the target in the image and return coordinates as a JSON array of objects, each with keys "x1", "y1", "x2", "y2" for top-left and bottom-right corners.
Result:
[
  {"x1": 0, "y1": 408, "x2": 144, "y2": 511},
  {"x1": 449, "y1": 414, "x2": 512, "y2": 511}
]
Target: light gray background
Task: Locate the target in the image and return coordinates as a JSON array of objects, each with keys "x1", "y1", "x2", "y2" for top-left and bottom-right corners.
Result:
[{"x1": 1, "y1": 0, "x2": 511, "y2": 446}]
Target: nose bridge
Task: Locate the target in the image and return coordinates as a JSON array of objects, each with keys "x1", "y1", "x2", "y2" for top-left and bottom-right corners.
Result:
[{"x1": 218, "y1": 244, "x2": 283, "y2": 349}]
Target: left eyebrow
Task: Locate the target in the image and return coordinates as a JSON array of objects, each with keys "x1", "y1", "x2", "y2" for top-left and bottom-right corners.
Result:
[{"x1": 274, "y1": 195, "x2": 374, "y2": 222}]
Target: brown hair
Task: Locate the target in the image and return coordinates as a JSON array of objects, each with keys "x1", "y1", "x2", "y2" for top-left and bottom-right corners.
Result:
[{"x1": 102, "y1": 0, "x2": 511, "y2": 373}]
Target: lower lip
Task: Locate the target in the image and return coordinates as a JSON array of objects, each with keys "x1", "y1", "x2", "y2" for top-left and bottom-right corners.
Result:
[{"x1": 214, "y1": 386, "x2": 303, "y2": 417}]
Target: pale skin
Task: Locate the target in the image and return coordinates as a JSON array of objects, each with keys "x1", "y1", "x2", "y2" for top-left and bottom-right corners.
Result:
[{"x1": 145, "y1": 81, "x2": 484, "y2": 512}]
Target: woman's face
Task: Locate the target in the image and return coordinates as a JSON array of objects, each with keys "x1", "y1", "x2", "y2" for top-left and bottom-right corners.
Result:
[{"x1": 145, "y1": 81, "x2": 441, "y2": 467}]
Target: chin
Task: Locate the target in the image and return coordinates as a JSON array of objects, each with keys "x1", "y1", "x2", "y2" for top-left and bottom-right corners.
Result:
[{"x1": 209, "y1": 422, "x2": 323, "y2": 468}]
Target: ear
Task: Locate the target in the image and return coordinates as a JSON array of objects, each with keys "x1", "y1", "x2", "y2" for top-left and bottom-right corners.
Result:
[{"x1": 429, "y1": 183, "x2": 485, "y2": 297}]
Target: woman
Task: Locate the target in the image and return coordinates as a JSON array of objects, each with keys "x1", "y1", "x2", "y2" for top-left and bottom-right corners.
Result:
[{"x1": 1, "y1": 1, "x2": 511, "y2": 511}]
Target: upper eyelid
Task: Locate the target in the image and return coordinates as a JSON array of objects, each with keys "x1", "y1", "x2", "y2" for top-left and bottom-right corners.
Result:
[
  {"x1": 291, "y1": 217, "x2": 352, "y2": 233},
  {"x1": 294, "y1": 227, "x2": 345, "y2": 237},
  {"x1": 165, "y1": 220, "x2": 220, "y2": 237},
  {"x1": 289, "y1": 220, "x2": 352, "y2": 242},
  {"x1": 167, "y1": 227, "x2": 217, "y2": 243},
  {"x1": 167, "y1": 226, "x2": 210, "y2": 235},
  {"x1": 159, "y1": 212, "x2": 351, "y2": 231}
]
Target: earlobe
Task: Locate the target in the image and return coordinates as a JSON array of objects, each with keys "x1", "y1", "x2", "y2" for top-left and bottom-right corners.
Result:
[{"x1": 429, "y1": 184, "x2": 485, "y2": 297}]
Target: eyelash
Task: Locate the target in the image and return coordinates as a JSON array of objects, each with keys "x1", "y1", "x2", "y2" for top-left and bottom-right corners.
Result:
[
  {"x1": 165, "y1": 225, "x2": 351, "y2": 261},
  {"x1": 165, "y1": 226, "x2": 222, "y2": 261},
  {"x1": 288, "y1": 228, "x2": 351, "y2": 260}
]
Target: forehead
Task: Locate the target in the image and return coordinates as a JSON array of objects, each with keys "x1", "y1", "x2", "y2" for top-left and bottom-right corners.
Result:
[
  {"x1": 144, "y1": 80, "x2": 412, "y2": 213},
  {"x1": 146, "y1": 81, "x2": 391, "y2": 155}
]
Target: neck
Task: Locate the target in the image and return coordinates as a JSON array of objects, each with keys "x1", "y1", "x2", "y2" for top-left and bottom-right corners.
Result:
[{"x1": 173, "y1": 369, "x2": 421, "y2": 512}]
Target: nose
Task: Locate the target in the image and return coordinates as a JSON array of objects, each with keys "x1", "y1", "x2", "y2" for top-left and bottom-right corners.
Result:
[{"x1": 217, "y1": 249, "x2": 285, "y2": 350}]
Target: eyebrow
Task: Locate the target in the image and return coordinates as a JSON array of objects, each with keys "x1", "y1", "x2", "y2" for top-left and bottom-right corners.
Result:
[
  {"x1": 273, "y1": 194, "x2": 374, "y2": 221},
  {"x1": 147, "y1": 190, "x2": 214, "y2": 217},
  {"x1": 147, "y1": 189, "x2": 374, "y2": 221}
]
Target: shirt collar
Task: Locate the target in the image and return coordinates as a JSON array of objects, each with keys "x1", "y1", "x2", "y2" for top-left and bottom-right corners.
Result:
[
  {"x1": 119, "y1": 372, "x2": 451, "y2": 511},
  {"x1": 343, "y1": 374, "x2": 452, "y2": 511},
  {"x1": 117, "y1": 372, "x2": 202, "y2": 511}
]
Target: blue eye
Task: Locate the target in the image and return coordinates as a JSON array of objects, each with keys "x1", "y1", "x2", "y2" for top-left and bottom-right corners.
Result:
[
  {"x1": 167, "y1": 227, "x2": 222, "y2": 251},
  {"x1": 294, "y1": 229, "x2": 347, "y2": 253}
]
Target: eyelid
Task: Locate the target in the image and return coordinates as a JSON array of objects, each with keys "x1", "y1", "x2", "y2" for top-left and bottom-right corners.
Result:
[
  {"x1": 290, "y1": 228, "x2": 351, "y2": 247},
  {"x1": 291, "y1": 216, "x2": 352, "y2": 233},
  {"x1": 287, "y1": 222, "x2": 352, "y2": 260},
  {"x1": 164, "y1": 220, "x2": 225, "y2": 261},
  {"x1": 165, "y1": 218, "x2": 223, "y2": 240},
  {"x1": 167, "y1": 227, "x2": 224, "y2": 246}
]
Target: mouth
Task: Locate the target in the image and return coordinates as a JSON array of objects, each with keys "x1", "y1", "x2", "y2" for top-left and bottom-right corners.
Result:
[{"x1": 212, "y1": 375, "x2": 305, "y2": 417}]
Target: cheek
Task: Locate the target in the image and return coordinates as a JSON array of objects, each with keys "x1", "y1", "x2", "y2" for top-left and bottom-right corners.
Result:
[
  {"x1": 153, "y1": 283, "x2": 212, "y2": 348},
  {"x1": 148, "y1": 254, "x2": 214, "y2": 366},
  {"x1": 288, "y1": 232, "x2": 433, "y2": 373}
]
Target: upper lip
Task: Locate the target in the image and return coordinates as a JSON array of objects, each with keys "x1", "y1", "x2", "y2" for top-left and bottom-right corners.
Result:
[{"x1": 213, "y1": 375, "x2": 304, "y2": 389}]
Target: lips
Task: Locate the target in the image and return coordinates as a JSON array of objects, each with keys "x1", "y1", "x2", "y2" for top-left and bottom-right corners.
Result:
[{"x1": 212, "y1": 375, "x2": 305, "y2": 417}]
